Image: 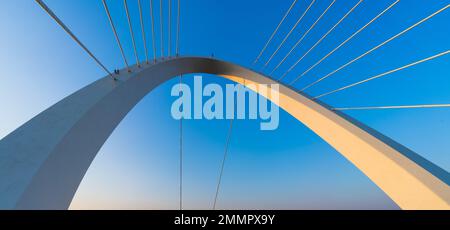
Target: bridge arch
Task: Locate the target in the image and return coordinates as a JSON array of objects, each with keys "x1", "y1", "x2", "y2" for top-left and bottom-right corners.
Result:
[{"x1": 0, "y1": 57, "x2": 448, "y2": 210}]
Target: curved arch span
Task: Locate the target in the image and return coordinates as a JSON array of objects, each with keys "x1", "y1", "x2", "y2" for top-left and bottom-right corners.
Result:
[{"x1": 0, "y1": 57, "x2": 448, "y2": 210}]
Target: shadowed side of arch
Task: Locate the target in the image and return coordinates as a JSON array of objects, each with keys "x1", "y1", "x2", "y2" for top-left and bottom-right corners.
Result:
[{"x1": 0, "y1": 57, "x2": 448, "y2": 210}]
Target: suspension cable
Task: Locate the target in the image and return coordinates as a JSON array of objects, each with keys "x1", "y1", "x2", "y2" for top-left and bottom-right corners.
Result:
[
  {"x1": 284, "y1": 0, "x2": 399, "y2": 83},
  {"x1": 213, "y1": 119, "x2": 234, "y2": 210},
  {"x1": 160, "y1": 0, "x2": 164, "y2": 58},
  {"x1": 297, "y1": 3, "x2": 450, "y2": 88},
  {"x1": 277, "y1": 0, "x2": 363, "y2": 80},
  {"x1": 102, "y1": 0, "x2": 130, "y2": 72},
  {"x1": 270, "y1": 0, "x2": 336, "y2": 75},
  {"x1": 176, "y1": 0, "x2": 180, "y2": 56},
  {"x1": 138, "y1": 0, "x2": 149, "y2": 64},
  {"x1": 150, "y1": 0, "x2": 157, "y2": 62},
  {"x1": 168, "y1": 0, "x2": 172, "y2": 57},
  {"x1": 253, "y1": 0, "x2": 298, "y2": 65},
  {"x1": 314, "y1": 50, "x2": 450, "y2": 99},
  {"x1": 35, "y1": 0, "x2": 113, "y2": 76},
  {"x1": 124, "y1": 0, "x2": 141, "y2": 67},
  {"x1": 332, "y1": 104, "x2": 450, "y2": 111},
  {"x1": 212, "y1": 77, "x2": 248, "y2": 210},
  {"x1": 263, "y1": 0, "x2": 316, "y2": 68},
  {"x1": 179, "y1": 75, "x2": 183, "y2": 210}
]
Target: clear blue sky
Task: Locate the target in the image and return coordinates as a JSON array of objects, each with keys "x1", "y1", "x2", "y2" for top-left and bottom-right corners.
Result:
[{"x1": 0, "y1": 0, "x2": 449, "y2": 209}]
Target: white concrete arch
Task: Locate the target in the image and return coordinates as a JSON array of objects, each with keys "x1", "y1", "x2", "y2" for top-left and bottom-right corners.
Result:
[{"x1": 0, "y1": 57, "x2": 448, "y2": 210}]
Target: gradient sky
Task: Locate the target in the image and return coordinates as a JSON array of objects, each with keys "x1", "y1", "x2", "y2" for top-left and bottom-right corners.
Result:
[{"x1": 0, "y1": 0, "x2": 449, "y2": 210}]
